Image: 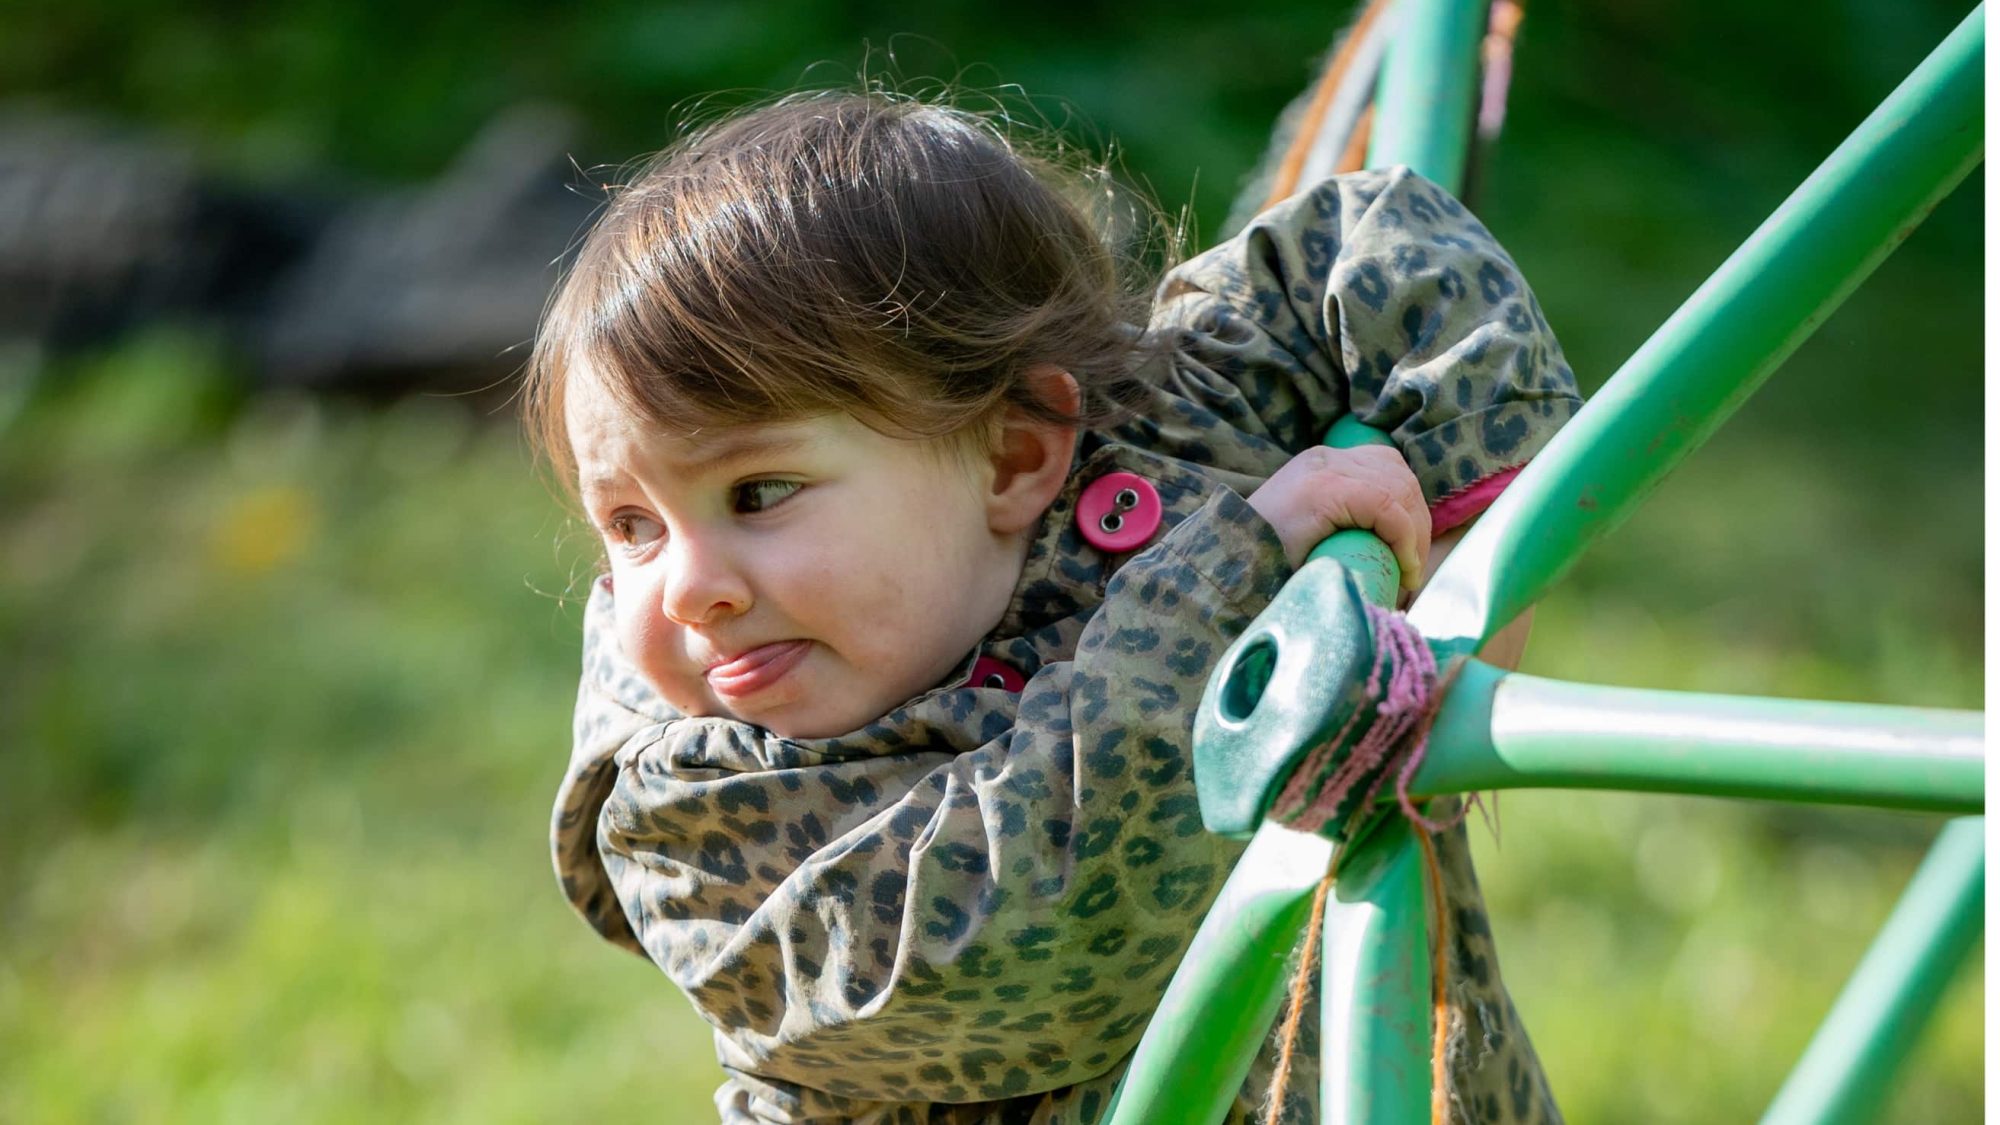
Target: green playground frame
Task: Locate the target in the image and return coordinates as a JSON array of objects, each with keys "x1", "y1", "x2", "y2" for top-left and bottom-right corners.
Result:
[{"x1": 1103, "y1": 3, "x2": 1986, "y2": 1122}]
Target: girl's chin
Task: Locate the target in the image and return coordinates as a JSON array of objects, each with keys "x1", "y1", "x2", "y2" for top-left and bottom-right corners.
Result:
[
  {"x1": 751, "y1": 691, "x2": 902, "y2": 741},
  {"x1": 662, "y1": 662, "x2": 933, "y2": 739},
  {"x1": 754, "y1": 704, "x2": 871, "y2": 741},
  {"x1": 767, "y1": 662, "x2": 976, "y2": 739}
]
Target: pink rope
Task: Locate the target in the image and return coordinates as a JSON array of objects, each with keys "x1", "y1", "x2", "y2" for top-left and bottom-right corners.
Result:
[
  {"x1": 1478, "y1": 0, "x2": 1525, "y2": 141},
  {"x1": 1272, "y1": 604, "x2": 1468, "y2": 839}
]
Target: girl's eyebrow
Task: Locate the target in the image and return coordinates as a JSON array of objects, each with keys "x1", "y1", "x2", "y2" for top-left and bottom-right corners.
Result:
[
  {"x1": 597, "y1": 431, "x2": 808, "y2": 487},
  {"x1": 668, "y1": 430, "x2": 808, "y2": 472},
  {"x1": 577, "y1": 429, "x2": 812, "y2": 502}
]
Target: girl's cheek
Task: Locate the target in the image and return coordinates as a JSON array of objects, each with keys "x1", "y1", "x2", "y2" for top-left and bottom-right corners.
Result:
[
  {"x1": 614, "y1": 590, "x2": 665, "y2": 671},
  {"x1": 622, "y1": 615, "x2": 693, "y2": 712}
]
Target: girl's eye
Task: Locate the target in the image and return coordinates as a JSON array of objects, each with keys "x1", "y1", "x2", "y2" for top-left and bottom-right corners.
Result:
[
  {"x1": 606, "y1": 513, "x2": 665, "y2": 550},
  {"x1": 733, "y1": 480, "x2": 801, "y2": 514}
]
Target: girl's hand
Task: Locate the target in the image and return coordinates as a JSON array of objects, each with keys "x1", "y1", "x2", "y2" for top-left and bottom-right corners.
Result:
[{"x1": 1246, "y1": 445, "x2": 1432, "y2": 590}]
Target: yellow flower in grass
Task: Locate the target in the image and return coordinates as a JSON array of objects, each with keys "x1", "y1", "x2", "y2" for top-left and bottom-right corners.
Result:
[{"x1": 210, "y1": 484, "x2": 318, "y2": 574}]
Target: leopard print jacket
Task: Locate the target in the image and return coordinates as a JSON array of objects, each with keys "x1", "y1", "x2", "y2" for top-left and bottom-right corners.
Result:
[{"x1": 551, "y1": 167, "x2": 1583, "y2": 1124}]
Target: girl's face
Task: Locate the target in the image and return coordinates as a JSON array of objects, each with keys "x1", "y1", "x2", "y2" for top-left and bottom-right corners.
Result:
[{"x1": 566, "y1": 374, "x2": 1024, "y2": 739}]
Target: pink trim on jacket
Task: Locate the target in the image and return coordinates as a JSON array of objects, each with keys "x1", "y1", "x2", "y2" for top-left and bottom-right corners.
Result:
[{"x1": 1429, "y1": 464, "x2": 1525, "y2": 535}]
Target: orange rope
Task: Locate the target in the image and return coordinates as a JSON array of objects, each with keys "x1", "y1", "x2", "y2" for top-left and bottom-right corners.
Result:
[
  {"x1": 1262, "y1": 872, "x2": 1335, "y2": 1125},
  {"x1": 1261, "y1": 827, "x2": 1459, "y2": 1125},
  {"x1": 1264, "y1": 0, "x2": 1394, "y2": 207},
  {"x1": 1335, "y1": 104, "x2": 1375, "y2": 176},
  {"x1": 1416, "y1": 822, "x2": 1456, "y2": 1124}
]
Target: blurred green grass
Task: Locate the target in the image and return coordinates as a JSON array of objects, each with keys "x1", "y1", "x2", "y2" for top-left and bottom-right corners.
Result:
[
  {"x1": 0, "y1": 0, "x2": 1982, "y2": 1120},
  {"x1": 0, "y1": 262, "x2": 1981, "y2": 1123},
  {"x1": 0, "y1": 348, "x2": 726, "y2": 1123}
]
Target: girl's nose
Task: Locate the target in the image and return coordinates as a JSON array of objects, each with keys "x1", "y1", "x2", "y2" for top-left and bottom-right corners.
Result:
[{"x1": 660, "y1": 535, "x2": 752, "y2": 626}]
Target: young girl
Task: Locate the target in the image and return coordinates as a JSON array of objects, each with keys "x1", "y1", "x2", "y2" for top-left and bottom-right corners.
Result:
[{"x1": 531, "y1": 92, "x2": 1580, "y2": 1124}]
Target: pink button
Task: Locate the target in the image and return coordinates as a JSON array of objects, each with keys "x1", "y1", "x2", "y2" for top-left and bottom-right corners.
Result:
[
  {"x1": 965, "y1": 656, "x2": 1026, "y2": 693},
  {"x1": 1075, "y1": 472, "x2": 1162, "y2": 553}
]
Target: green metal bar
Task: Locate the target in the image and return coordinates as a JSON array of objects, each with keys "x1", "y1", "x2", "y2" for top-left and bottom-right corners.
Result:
[
  {"x1": 1310, "y1": 418, "x2": 1433, "y2": 1122},
  {"x1": 1319, "y1": 816, "x2": 1435, "y2": 1123},
  {"x1": 1406, "y1": 6, "x2": 1986, "y2": 652},
  {"x1": 1760, "y1": 818, "x2": 1985, "y2": 1125},
  {"x1": 1414, "y1": 663, "x2": 1983, "y2": 814},
  {"x1": 1102, "y1": 823, "x2": 1334, "y2": 1125},
  {"x1": 1365, "y1": 0, "x2": 1487, "y2": 186},
  {"x1": 1110, "y1": 417, "x2": 1405, "y2": 1123},
  {"x1": 1318, "y1": 3, "x2": 1488, "y2": 1114}
]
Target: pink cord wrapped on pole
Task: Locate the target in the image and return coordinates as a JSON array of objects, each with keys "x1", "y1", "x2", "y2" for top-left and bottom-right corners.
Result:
[{"x1": 1269, "y1": 603, "x2": 1469, "y2": 839}]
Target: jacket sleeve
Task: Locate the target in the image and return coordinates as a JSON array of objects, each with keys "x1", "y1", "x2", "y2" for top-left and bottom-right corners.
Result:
[
  {"x1": 1147, "y1": 166, "x2": 1583, "y2": 529},
  {"x1": 552, "y1": 487, "x2": 1291, "y2": 1106}
]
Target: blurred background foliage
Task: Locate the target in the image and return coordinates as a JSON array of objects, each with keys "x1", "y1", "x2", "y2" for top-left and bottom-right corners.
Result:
[{"x1": 0, "y1": 0, "x2": 1982, "y2": 1121}]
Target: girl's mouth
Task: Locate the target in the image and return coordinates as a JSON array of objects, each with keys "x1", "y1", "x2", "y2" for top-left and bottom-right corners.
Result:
[{"x1": 705, "y1": 640, "x2": 812, "y2": 700}]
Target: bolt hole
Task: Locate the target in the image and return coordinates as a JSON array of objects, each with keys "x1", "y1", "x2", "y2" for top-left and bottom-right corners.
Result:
[
  {"x1": 1218, "y1": 635, "x2": 1277, "y2": 724},
  {"x1": 983, "y1": 673, "x2": 1007, "y2": 688},
  {"x1": 1098, "y1": 512, "x2": 1124, "y2": 534}
]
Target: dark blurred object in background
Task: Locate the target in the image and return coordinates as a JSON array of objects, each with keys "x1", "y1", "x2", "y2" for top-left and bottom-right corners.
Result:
[
  {"x1": 1, "y1": 106, "x2": 324, "y2": 355},
  {"x1": 256, "y1": 105, "x2": 591, "y2": 394},
  {"x1": 1, "y1": 102, "x2": 594, "y2": 397}
]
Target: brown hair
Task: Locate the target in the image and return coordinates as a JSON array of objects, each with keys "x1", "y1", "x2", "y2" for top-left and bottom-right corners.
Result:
[{"x1": 523, "y1": 89, "x2": 1178, "y2": 487}]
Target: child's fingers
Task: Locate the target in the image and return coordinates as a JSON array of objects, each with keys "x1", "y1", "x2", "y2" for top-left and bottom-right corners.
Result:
[
  {"x1": 1309, "y1": 474, "x2": 1425, "y2": 580},
  {"x1": 1363, "y1": 494, "x2": 1427, "y2": 588},
  {"x1": 1245, "y1": 446, "x2": 1434, "y2": 574},
  {"x1": 1318, "y1": 450, "x2": 1428, "y2": 578},
  {"x1": 1350, "y1": 448, "x2": 1430, "y2": 588}
]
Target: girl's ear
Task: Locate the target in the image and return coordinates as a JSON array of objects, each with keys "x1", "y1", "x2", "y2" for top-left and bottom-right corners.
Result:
[{"x1": 985, "y1": 364, "x2": 1080, "y2": 536}]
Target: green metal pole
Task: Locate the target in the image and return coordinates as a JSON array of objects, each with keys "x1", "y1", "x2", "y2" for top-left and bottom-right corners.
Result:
[
  {"x1": 1310, "y1": 418, "x2": 1433, "y2": 1123},
  {"x1": 1102, "y1": 823, "x2": 1334, "y2": 1125},
  {"x1": 1407, "y1": 6, "x2": 1986, "y2": 652},
  {"x1": 1322, "y1": 1, "x2": 1487, "y2": 1114},
  {"x1": 1365, "y1": 0, "x2": 1487, "y2": 187},
  {"x1": 1319, "y1": 817, "x2": 1436, "y2": 1123},
  {"x1": 1760, "y1": 818, "x2": 1985, "y2": 1125},
  {"x1": 1110, "y1": 416, "x2": 1406, "y2": 1125},
  {"x1": 1414, "y1": 664, "x2": 1984, "y2": 814}
]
